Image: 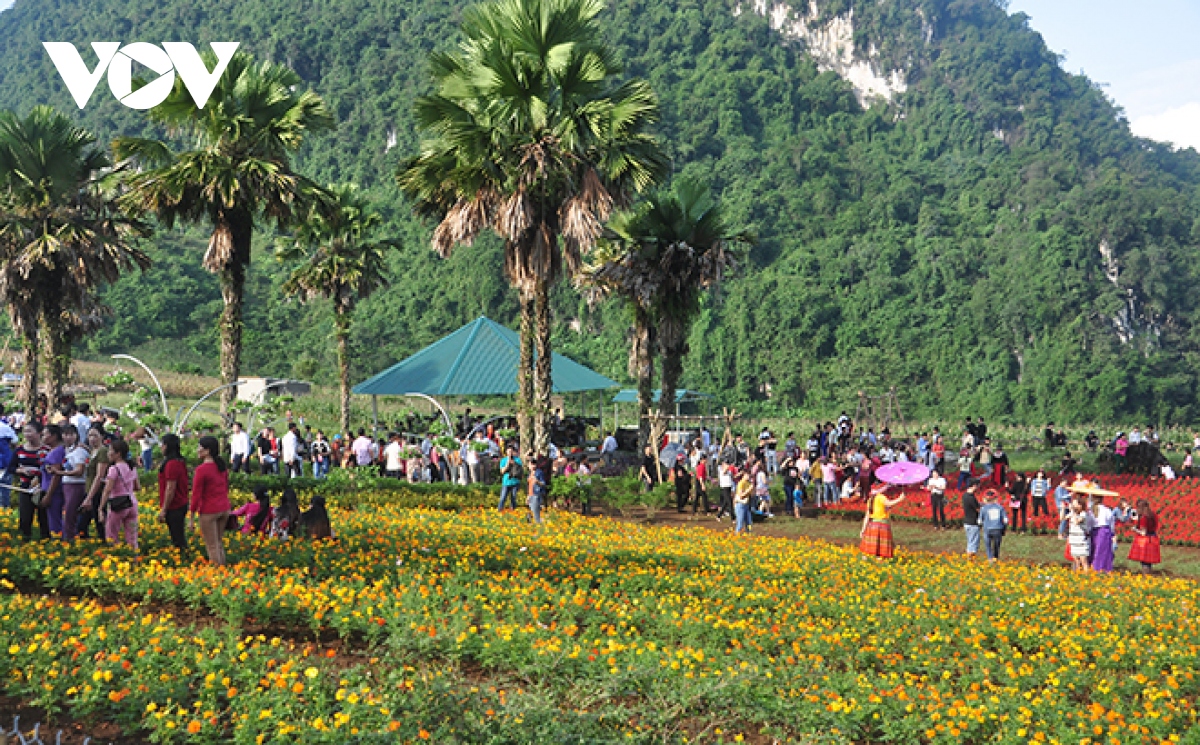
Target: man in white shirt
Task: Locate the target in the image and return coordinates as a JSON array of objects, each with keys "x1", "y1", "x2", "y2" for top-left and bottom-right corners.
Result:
[
  {"x1": 352, "y1": 429, "x2": 374, "y2": 467},
  {"x1": 229, "y1": 422, "x2": 252, "y2": 473},
  {"x1": 71, "y1": 405, "x2": 92, "y2": 444},
  {"x1": 1028, "y1": 470, "x2": 1051, "y2": 518},
  {"x1": 716, "y1": 461, "x2": 735, "y2": 521},
  {"x1": 1128, "y1": 427, "x2": 1142, "y2": 445},
  {"x1": 384, "y1": 433, "x2": 404, "y2": 479},
  {"x1": 760, "y1": 429, "x2": 777, "y2": 474},
  {"x1": 281, "y1": 424, "x2": 300, "y2": 478},
  {"x1": 601, "y1": 432, "x2": 618, "y2": 466},
  {"x1": 926, "y1": 470, "x2": 948, "y2": 529}
]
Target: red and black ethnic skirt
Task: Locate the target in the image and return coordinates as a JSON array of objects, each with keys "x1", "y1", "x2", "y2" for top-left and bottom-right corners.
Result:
[{"x1": 860, "y1": 519, "x2": 894, "y2": 559}]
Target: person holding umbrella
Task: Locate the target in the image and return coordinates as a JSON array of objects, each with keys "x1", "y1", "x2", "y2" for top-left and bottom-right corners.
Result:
[
  {"x1": 859, "y1": 461, "x2": 926, "y2": 559},
  {"x1": 859, "y1": 484, "x2": 906, "y2": 559}
]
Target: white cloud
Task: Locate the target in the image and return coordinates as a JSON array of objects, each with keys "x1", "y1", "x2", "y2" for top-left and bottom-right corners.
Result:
[{"x1": 1131, "y1": 102, "x2": 1200, "y2": 152}]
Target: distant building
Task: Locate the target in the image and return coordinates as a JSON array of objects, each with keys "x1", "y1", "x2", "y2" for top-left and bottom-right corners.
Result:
[{"x1": 237, "y1": 377, "x2": 311, "y2": 403}]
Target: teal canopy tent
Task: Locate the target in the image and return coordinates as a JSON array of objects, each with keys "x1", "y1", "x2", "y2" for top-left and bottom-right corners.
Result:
[
  {"x1": 610, "y1": 389, "x2": 714, "y2": 430},
  {"x1": 611, "y1": 389, "x2": 713, "y2": 405},
  {"x1": 353, "y1": 317, "x2": 617, "y2": 430}
]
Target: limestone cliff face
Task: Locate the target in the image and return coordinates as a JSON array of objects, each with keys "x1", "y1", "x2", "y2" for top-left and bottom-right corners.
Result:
[{"x1": 735, "y1": 0, "x2": 921, "y2": 106}]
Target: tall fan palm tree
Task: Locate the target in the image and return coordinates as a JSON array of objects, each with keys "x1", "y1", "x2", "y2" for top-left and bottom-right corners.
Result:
[
  {"x1": 579, "y1": 212, "x2": 660, "y2": 452},
  {"x1": 397, "y1": 0, "x2": 668, "y2": 454},
  {"x1": 0, "y1": 106, "x2": 150, "y2": 415},
  {"x1": 583, "y1": 179, "x2": 750, "y2": 450},
  {"x1": 643, "y1": 181, "x2": 750, "y2": 447},
  {"x1": 116, "y1": 53, "x2": 335, "y2": 413},
  {"x1": 276, "y1": 184, "x2": 396, "y2": 433}
]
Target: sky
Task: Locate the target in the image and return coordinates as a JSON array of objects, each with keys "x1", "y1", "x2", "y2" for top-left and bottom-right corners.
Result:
[
  {"x1": 2, "y1": 0, "x2": 1197, "y2": 149},
  {"x1": 1007, "y1": 0, "x2": 1200, "y2": 150}
]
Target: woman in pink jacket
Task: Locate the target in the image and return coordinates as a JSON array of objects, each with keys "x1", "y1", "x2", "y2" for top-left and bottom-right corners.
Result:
[{"x1": 190, "y1": 436, "x2": 232, "y2": 565}]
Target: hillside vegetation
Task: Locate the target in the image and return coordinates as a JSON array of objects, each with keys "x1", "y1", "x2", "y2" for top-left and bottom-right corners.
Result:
[{"x1": 1, "y1": 0, "x2": 1198, "y2": 423}]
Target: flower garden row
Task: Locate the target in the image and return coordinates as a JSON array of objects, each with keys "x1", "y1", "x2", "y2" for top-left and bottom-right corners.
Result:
[
  {"x1": 822, "y1": 473, "x2": 1200, "y2": 545},
  {"x1": 0, "y1": 497, "x2": 1197, "y2": 742}
]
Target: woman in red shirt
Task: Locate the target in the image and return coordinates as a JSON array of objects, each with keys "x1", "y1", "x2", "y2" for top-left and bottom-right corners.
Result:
[
  {"x1": 157, "y1": 433, "x2": 190, "y2": 559},
  {"x1": 190, "y1": 435, "x2": 231, "y2": 566}
]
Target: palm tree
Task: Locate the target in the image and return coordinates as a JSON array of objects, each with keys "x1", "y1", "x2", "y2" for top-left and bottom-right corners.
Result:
[
  {"x1": 116, "y1": 53, "x2": 335, "y2": 414},
  {"x1": 642, "y1": 181, "x2": 750, "y2": 447},
  {"x1": 276, "y1": 184, "x2": 396, "y2": 433},
  {"x1": 0, "y1": 106, "x2": 150, "y2": 415},
  {"x1": 579, "y1": 210, "x2": 661, "y2": 452},
  {"x1": 397, "y1": 0, "x2": 668, "y2": 454},
  {"x1": 583, "y1": 179, "x2": 750, "y2": 450},
  {"x1": 42, "y1": 290, "x2": 110, "y2": 406}
]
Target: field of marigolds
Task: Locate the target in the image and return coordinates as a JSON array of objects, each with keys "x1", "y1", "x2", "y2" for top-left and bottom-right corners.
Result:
[{"x1": 0, "y1": 488, "x2": 1196, "y2": 743}]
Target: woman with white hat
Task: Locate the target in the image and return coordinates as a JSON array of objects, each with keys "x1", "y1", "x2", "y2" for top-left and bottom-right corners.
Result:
[{"x1": 1067, "y1": 479, "x2": 1119, "y2": 571}]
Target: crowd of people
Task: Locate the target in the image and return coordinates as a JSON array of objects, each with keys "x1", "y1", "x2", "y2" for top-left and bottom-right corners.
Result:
[
  {"x1": 0, "y1": 393, "x2": 1173, "y2": 575},
  {"x1": 227, "y1": 420, "x2": 528, "y2": 484},
  {"x1": 0, "y1": 401, "x2": 332, "y2": 564},
  {"x1": 607, "y1": 415, "x2": 1166, "y2": 573}
]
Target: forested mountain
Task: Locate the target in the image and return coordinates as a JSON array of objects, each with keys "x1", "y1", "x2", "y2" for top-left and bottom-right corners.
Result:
[{"x1": 1, "y1": 0, "x2": 1198, "y2": 423}]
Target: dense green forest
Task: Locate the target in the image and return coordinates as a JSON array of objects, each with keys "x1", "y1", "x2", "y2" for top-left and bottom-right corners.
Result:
[{"x1": 0, "y1": 0, "x2": 1198, "y2": 423}]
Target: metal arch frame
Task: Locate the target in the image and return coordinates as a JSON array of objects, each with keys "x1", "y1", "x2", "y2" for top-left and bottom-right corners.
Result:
[
  {"x1": 368, "y1": 392, "x2": 454, "y2": 437},
  {"x1": 246, "y1": 379, "x2": 294, "y2": 433},
  {"x1": 174, "y1": 381, "x2": 246, "y2": 434},
  {"x1": 110, "y1": 354, "x2": 168, "y2": 417}
]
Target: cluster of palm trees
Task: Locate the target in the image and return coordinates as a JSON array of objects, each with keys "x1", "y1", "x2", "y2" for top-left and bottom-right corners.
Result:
[
  {"x1": 0, "y1": 54, "x2": 390, "y2": 431},
  {"x1": 0, "y1": 106, "x2": 150, "y2": 414},
  {"x1": 0, "y1": 0, "x2": 748, "y2": 451},
  {"x1": 398, "y1": 0, "x2": 751, "y2": 453}
]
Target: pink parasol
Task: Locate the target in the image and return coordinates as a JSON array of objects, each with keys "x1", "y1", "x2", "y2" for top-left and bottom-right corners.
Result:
[{"x1": 875, "y1": 461, "x2": 931, "y2": 486}]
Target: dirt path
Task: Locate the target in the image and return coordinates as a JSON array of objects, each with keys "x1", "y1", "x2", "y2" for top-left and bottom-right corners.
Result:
[{"x1": 598, "y1": 506, "x2": 1200, "y2": 578}]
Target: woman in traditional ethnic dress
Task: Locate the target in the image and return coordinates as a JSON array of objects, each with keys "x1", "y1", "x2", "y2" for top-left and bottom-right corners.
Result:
[
  {"x1": 1128, "y1": 499, "x2": 1162, "y2": 573},
  {"x1": 859, "y1": 485, "x2": 906, "y2": 559}
]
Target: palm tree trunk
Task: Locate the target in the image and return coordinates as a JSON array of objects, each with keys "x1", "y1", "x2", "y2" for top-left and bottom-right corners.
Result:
[
  {"x1": 42, "y1": 317, "x2": 71, "y2": 407},
  {"x1": 17, "y1": 328, "x2": 38, "y2": 419},
  {"x1": 334, "y1": 304, "x2": 352, "y2": 434},
  {"x1": 517, "y1": 290, "x2": 534, "y2": 456},
  {"x1": 532, "y1": 279, "x2": 553, "y2": 455},
  {"x1": 655, "y1": 323, "x2": 686, "y2": 455},
  {"x1": 632, "y1": 304, "x2": 655, "y2": 454},
  {"x1": 216, "y1": 218, "x2": 253, "y2": 415},
  {"x1": 218, "y1": 265, "x2": 244, "y2": 415}
]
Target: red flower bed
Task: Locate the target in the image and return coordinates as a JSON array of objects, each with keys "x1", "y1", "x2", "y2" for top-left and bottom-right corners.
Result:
[{"x1": 822, "y1": 473, "x2": 1200, "y2": 545}]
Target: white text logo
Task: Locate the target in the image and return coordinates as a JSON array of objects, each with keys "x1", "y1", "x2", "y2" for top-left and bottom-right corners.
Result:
[{"x1": 42, "y1": 42, "x2": 240, "y2": 110}]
